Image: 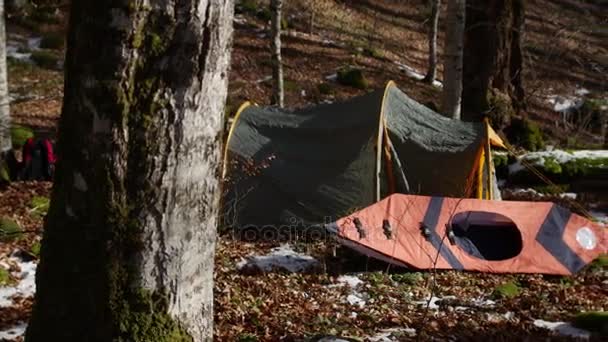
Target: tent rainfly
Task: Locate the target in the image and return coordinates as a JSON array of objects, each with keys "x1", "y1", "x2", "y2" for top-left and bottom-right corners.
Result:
[{"x1": 221, "y1": 81, "x2": 505, "y2": 229}]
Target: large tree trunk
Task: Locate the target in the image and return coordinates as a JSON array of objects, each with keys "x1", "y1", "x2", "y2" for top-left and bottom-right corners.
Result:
[
  {"x1": 0, "y1": 0, "x2": 10, "y2": 153},
  {"x1": 462, "y1": 0, "x2": 525, "y2": 126},
  {"x1": 26, "y1": 1, "x2": 234, "y2": 341},
  {"x1": 270, "y1": 0, "x2": 284, "y2": 107},
  {"x1": 441, "y1": 0, "x2": 465, "y2": 119},
  {"x1": 423, "y1": 0, "x2": 441, "y2": 84}
]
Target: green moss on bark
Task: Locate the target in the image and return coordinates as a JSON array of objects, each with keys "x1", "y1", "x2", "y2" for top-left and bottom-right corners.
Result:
[{"x1": 114, "y1": 289, "x2": 193, "y2": 342}]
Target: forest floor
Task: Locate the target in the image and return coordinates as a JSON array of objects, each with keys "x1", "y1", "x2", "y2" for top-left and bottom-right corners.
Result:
[{"x1": 1, "y1": 0, "x2": 607, "y2": 341}]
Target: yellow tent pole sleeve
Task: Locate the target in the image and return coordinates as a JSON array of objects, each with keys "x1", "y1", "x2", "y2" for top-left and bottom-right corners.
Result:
[
  {"x1": 483, "y1": 118, "x2": 493, "y2": 200},
  {"x1": 486, "y1": 120, "x2": 506, "y2": 148},
  {"x1": 383, "y1": 125, "x2": 396, "y2": 195},
  {"x1": 221, "y1": 101, "x2": 251, "y2": 179},
  {"x1": 477, "y1": 147, "x2": 485, "y2": 199},
  {"x1": 464, "y1": 145, "x2": 483, "y2": 198},
  {"x1": 375, "y1": 81, "x2": 395, "y2": 201}
]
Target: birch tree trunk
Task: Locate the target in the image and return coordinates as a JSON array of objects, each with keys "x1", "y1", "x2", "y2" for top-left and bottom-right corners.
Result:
[
  {"x1": 270, "y1": 0, "x2": 284, "y2": 107},
  {"x1": 26, "y1": 1, "x2": 234, "y2": 341},
  {"x1": 441, "y1": 0, "x2": 465, "y2": 120},
  {"x1": 423, "y1": 0, "x2": 441, "y2": 84},
  {"x1": 0, "y1": 0, "x2": 10, "y2": 153}
]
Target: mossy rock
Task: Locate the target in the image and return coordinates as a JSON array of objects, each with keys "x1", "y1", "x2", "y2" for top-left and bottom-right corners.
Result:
[
  {"x1": 572, "y1": 311, "x2": 608, "y2": 335},
  {"x1": 486, "y1": 90, "x2": 514, "y2": 130},
  {"x1": 255, "y1": 8, "x2": 271, "y2": 22},
  {"x1": 589, "y1": 254, "x2": 608, "y2": 271},
  {"x1": 511, "y1": 155, "x2": 608, "y2": 184},
  {"x1": 30, "y1": 196, "x2": 50, "y2": 218},
  {"x1": 238, "y1": 0, "x2": 258, "y2": 14},
  {"x1": 505, "y1": 118, "x2": 544, "y2": 151},
  {"x1": 30, "y1": 241, "x2": 42, "y2": 258},
  {"x1": 0, "y1": 217, "x2": 22, "y2": 242},
  {"x1": 1, "y1": 159, "x2": 10, "y2": 183},
  {"x1": 40, "y1": 32, "x2": 65, "y2": 50},
  {"x1": 284, "y1": 79, "x2": 298, "y2": 92},
  {"x1": 492, "y1": 153, "x2": 509, "y2": 179},
  {"x1": 492, "y1": 281, "x2": 520, "y2": 299},
  {"x1": 363, "y1": 47, "x2": 383, "y2": 59},
  {"x1": 337, "y1": 67, "x2": 368, "y2": 90},
  {"x1": 390, "y1": 272, "x2": 422, "y2": 285},
  {"x1": 317, "y1": 82, "x2": 334, "y2": 95},
  {"x1": 11, "y1": 124, "x2": 34, "y2": 147},
  {"x1": 31, "y1": 50, "x2": 60, "y2": 70},
  {"x1": 0, "y1": 266, "x2": 10, "y2": 286}
]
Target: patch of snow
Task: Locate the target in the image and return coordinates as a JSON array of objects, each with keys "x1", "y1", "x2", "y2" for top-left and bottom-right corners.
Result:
[
  {"x1": 414, "y1": 295, "x2": 456, "y2": 310},
  {"x1": 301, "y1": 90, "x2": 306, "y2": 97},
  {"x1": 393, "y1": 61, "x2": 442, "y2": 88},
  {"x1": 560, "y1": 192, "x2": 577, "y2": 199},
  {"x1": 322, "y1": 39, "x2": 336, "y2": 46},
  {"x1": 575, "y1": 88, "x2": 590, "y2": 96},
  {"x1": 0, "y1": 256, "x2": 37, "y2": 308},
  {"x1": 509, "y1": 150, "x2": 608, "y2": 175},
  {"x1": 504, "y1": 311, "x2": 516, "y2": 320},
  {"x1": 325, "y1": 73, "x2": 338, "y2": 81},
  {"x1": 346, "y1": 292, "x2": 367, "y2": 308},
  {"x1": 317, "y1": 338, "x2": 350, "y2": 342},
  {"x1": 335, "y1": 275, "x2": 363, "y2": 288},
  {"x1": 368, "y1": 327, "x2": 417, "y2": 341},
  {"x1": 236, "y1": 244, "x2": 318, "y2": 273},
  {"x1": 27, "y1": 37, "x2": 42, "y2": 50},
  {"x1": 471, "y1": 298, "x2": 496, "y2": 308},
  {"x1": 547, "y1": 95, "x2": 581, "y2": 112},
  {"x1": 255, "y1": 75, "x2": 272, "y2": 84},
  {"x1": 508, "y1": 188, "x2": 544, "y2": 197},
  {"x1": 590, "y1": 210, "x2": 608, "y2": 224},
  {"x1": 233, "y1": 15, "x2": 247, "y2": 25},
  {"x1": 533, "y1": 319, "x2": 590, "y2": 339},
  {"x1": 0, "y1": 322, "x2": 27, "y2": 341},
  {"x1": 7, "y1": 43, "x2": 31, "y2": 62}
]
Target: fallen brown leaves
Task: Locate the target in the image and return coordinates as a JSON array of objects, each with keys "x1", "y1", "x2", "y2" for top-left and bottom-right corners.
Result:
[{"x1": 0, "y1": 182, "x2": 606, "y2": 341}]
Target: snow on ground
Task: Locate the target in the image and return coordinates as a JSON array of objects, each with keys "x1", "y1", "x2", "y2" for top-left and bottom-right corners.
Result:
[
  {"x1": 367, "y1": 327, "x2": 417, "y2": 341},
  {"x1": 335, "y1": 275, "x2": 363, "y2": 288},
  {"x1": 414, "y1": 295, "x2": 496, "y2": 312},
  {"x1": 414, "y1": 295, "x2": 454, "y2": 310},
  {"x1": 0, "y1": 255, "x2": 37, "y2": 308},
  {"x1": 505, "y1": 188, "x2": 578, "y2": 200},
  {"x1": 236, "y1": 244, "x2": 319, "y2": 273},
  {"x1": 331, "y1": 274, "x2": 368, "y2": 308},
  {"x1": 393, "y1": 61, "x2": 443, "y2": 88},
  {"x1": 6, "y1": 34, "x2": 42, "y2": 63},
  {"x1": 546, "y1": 94, "x2": 582, "y2": 112},
  {"x1": 508, "y1": 149, "x2": 608, "y2": 175},
  {"x1": 590, "y1": 210, "x2": 608, "y2": 224},
  {"x1": 0, "y1": 322, "x2": 27, "y2": 341},
  {"x1": 533, "y1": 319, "x2": 591, "y2": 339}
]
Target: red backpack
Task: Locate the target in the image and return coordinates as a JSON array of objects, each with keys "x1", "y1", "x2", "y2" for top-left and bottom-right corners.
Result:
[{"x1": 20, "y1": 138, "x2": 56, "y2": 181}]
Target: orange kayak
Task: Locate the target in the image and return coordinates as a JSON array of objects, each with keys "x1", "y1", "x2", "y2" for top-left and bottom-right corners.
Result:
[{"x1": 328, "y1": 194, "x2": 606, "y2": 275}]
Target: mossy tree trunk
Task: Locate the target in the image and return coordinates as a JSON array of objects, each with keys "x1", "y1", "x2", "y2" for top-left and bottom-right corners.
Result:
[
  {"x1": 270, "y1": 0, "x2": 284, "y2": 107},
  {"x1": 26, "y1": 1, "x2": 234, "y2": 341},
  {"x1": 442, "y1": 0, "x2": 465, "y2": 119},
  {"x1": 423, "y1": 0, "x2": 441, "y2": 83},
  {"x1": 0, "y1": 0, "x2": 10, "y2": 153},
  {"x1": 462, "y1": 0, "x2": 525, "y2": 126}
]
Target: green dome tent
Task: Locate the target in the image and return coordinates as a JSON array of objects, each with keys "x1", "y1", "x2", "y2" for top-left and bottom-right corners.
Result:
[{"x1": 221, "y1": 81, "x2": 504, "y2": 229}]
